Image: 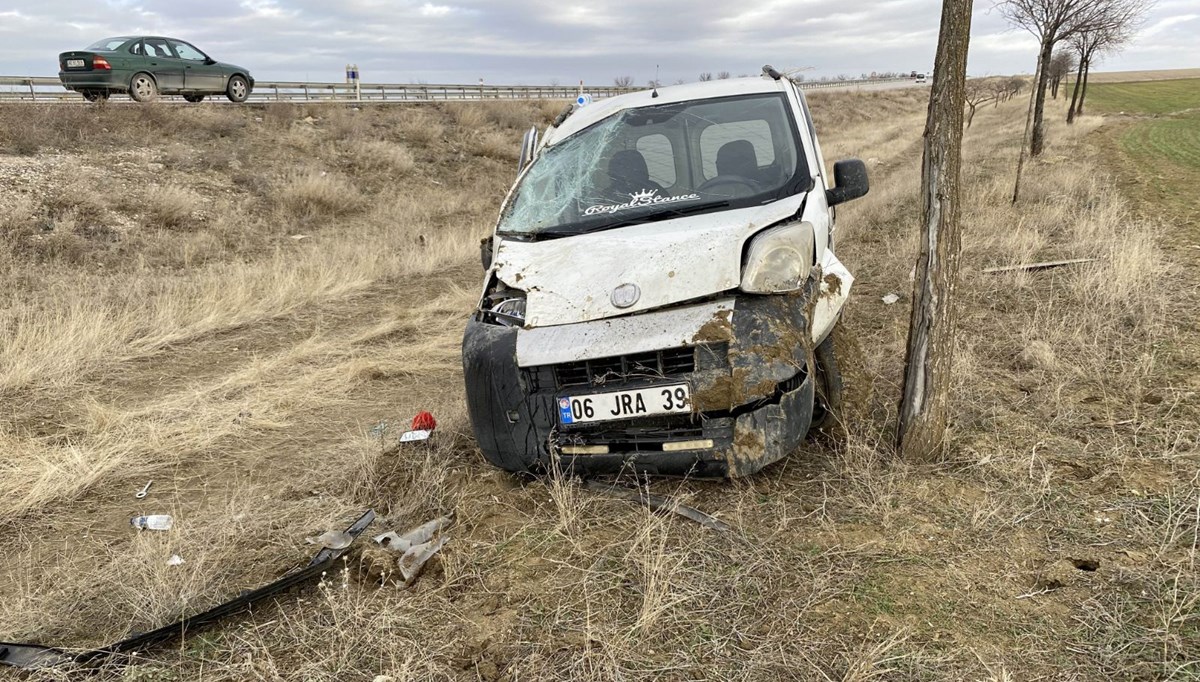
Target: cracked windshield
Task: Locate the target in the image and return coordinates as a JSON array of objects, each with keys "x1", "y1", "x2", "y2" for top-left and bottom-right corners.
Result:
[{"x1": 498, "y1": 93, "x2": 804, "y2": 236}]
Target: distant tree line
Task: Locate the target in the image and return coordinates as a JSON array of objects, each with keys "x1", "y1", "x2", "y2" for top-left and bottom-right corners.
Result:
[{"x1": 997, "y1": 0, "x2": 1150, "y2": 202}]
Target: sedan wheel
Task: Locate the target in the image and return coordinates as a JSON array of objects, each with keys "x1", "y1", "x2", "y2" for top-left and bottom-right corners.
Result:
[
  {"x1": 129, "y1": 73, "x2": 158, "y2": 102},
  {"x1": 226, "y1": 75, "x2": 249, "y2": 103}
]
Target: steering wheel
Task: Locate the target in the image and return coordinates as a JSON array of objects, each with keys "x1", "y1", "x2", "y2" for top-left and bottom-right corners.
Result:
[{"x1": 696, "y1": 174, "x2": 763, "y2": 197}]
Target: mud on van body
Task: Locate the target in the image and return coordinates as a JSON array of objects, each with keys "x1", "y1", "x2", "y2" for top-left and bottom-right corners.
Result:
[{"x1": 463, "y1": 68, "x2": 868, "y2": 478}]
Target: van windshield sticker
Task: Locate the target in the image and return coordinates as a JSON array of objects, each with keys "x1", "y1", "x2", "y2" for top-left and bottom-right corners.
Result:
[{"x1": 584, "y1": 189, "x2": 702, "y2": 217}]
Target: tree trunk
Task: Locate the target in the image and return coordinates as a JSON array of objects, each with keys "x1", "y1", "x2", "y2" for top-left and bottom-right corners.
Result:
[
  {"x1": 967, "y1": 102, "x2": 977, "y2": 127},
  {"x1": 1066, "y1": 57, "x2": 1085, "y2": 124},
  {"x1": 1077, "y1": 58, "x2": 1091, "y2": 117},
  {"x1": 1051, "y1": 75, "x2": 1060, "y2": 99},
  {"x1": 1012, "y1": 59, "x2": 1042, "y2": 204},
  {"x1": 1030, "y1": 39, "x2": 1054, "y2": 157},
  {"x1": 897, "y1": 0, "x2": 973, "y2": 462}
]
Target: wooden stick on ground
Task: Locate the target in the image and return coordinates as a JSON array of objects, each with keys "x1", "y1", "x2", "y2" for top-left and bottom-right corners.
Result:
[
  {"x1": 982, "y1": 257, "x2": 1097, "y2": 274},
  {"x1": 583, "y1": 480, "x2": 732, "y2": 532}
]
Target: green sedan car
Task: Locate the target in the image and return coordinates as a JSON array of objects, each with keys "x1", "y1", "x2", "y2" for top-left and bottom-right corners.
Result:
[{"x1": 58, "y1": 37, "x2": 254, "y2": 103}]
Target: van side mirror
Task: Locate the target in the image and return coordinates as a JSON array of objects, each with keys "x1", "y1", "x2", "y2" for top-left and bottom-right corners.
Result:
[
  {"x1": 517, "y1": 126, "x2": 538, "y2": 173},
  {"x1": 826, "y1": 159, "x2": 869, "y2": 206},
  {"x1": 480, "y1": 235, "x2": 494, "y2": 270}
]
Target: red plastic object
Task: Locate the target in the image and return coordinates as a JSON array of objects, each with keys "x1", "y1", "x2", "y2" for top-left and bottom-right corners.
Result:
[{"x1": 411, "y1": 411, "x2": 437, "y2": 432}]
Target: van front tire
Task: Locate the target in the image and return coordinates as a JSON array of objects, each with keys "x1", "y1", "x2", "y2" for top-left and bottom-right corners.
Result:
[{"x1": 811, "y1": 323, "x2": 866, "y2": 435}]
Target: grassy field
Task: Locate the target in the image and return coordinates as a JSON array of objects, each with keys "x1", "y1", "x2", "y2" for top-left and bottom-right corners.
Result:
[
  {"x1": 1079, "y1": 68, "x2": 1200, "y2": 84},
  {"x1": 1082, "y1": 78, "x2": 1200, "y2": 115},
  {"x1": 0, "y1": 85, "x2": 1197, "y2": 681},
  {"x1": 1083, "y1": 79, "x2": 1200, "y2": 229}
]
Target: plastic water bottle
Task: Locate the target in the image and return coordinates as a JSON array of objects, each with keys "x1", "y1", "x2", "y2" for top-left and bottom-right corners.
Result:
[{"x1": 130, "y1": 515, "x2": 173, "y2": 531}]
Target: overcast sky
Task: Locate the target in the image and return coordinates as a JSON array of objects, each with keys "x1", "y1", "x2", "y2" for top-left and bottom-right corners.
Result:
[{"x1": 1, "y1": 0, "x2": 1196, "y2": 85}]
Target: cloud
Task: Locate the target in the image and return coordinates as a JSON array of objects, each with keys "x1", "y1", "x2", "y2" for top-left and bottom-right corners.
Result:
[
  {"x1": 418, "y1": 3, "x2": 455, "y2": 17},
  {"x1": 0, "y1": 0, "x2": 1195, "y2": 84}
]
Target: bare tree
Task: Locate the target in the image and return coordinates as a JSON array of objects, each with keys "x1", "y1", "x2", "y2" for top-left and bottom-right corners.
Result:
[
  {"x1": 988, "y1": 78, "x2": 1006, "y2": 105},
  {"x1": 613, "y1": 75, "x2": 634, "y2": 87},
  {"x1": 647, "y1": 78, "x2": 662, "y2": 88},
  {"x1": 898, "y1": 0, "x2": 974, "y2": 461},
  {"x1": 1006, "y1": 76, "x2": 1026, "y2": 100},
  {"x1": 987, "y1": 76, "x2": 1017, "y2": 105},
  {"x1": 1067, "y1": 0, "x2": 1149, "y2": 122},
  {"x1": 998, "y1": 0, "x2": 1113, "y2": 158},
  {"x1": 716, "y1": 71, "x2": 731, "y2": 80},
  {"x1": 698, "y1": 72, "x2": 713, "y2": 81},
  {"x1": 964, "y1": 79, "x2": 994, "y2": 127},
  {"x1": 674, "y1": 77, "x2": 687, "y2": 85},
  {"x1": 1047, "y1": 49, "x2": 1078, "y2": 98}
]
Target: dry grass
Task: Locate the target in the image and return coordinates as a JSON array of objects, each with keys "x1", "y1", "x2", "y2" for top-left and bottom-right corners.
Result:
[
  {"x1": 142, "y1": 184, "x2": 202, "y2": 228},
  {"x1": 348, "y1": 139, "x2": 417, "y2": 175},
  {"x1": 276, "y1": 170, "x2": 363, "y2": 218},
  {"x1": 0, "y1": 91, "x2": 1195, "y2": 680}
]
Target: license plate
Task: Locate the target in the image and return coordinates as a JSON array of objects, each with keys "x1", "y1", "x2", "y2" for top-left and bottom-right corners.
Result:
[
  {"x1": 558, "y1": 384, "x2": 691, "y2": 425},
  {"x1": 67, "y1": 59, "x2": 85, "y2": 68}
]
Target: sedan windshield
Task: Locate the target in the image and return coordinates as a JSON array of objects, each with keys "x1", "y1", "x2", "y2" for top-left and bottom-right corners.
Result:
[
  {"x1": 497, "y1": 92, "x2": 806, "y2": 237},
  {"x1": 86, "y1": 38, "x2": 130, "y2": 51}
]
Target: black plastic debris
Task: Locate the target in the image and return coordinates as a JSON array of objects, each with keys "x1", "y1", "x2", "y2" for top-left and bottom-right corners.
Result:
[{"x1": 0, "y1": 509, "x2": 376, "y2": 671}]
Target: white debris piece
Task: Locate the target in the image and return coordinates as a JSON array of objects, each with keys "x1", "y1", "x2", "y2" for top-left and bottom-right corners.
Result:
[
  {"x1": 398, "y1": 537, "x2": 447, "y2": 582},
  {"x1": 373, "y1": 516, "x2": 453, "y2": 584},
  {"x1": 398, "y1": 429, "x2": 431, "y2": 443},
  {"x1": 167, "y1": 554, "x2": 185, "y2": 566},
  {"x1": 305, "y1": 530, "x2": 353, "y2": 550},
  {"x1": 882, "y1": 293, "x2": 900, "y2": 305},
  {"x1": 373, "y1": 516, "x2": 452, "y2": 553}
]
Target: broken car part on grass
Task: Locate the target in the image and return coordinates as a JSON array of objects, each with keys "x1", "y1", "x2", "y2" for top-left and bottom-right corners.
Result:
[
  {"x1": 0, "y1": 510, "x2": 376, "y2": 671},
  {"x1": 373, "y1": 515, "x2": 452, "y2": 583},
  {"x1": 463, "y1": 68, "x2": 869, "y2": 478}
]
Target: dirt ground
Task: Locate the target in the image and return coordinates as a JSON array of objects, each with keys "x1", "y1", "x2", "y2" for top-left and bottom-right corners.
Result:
[{"x1": 0, "y1": 86, "x2": 1197, "y2": 681}]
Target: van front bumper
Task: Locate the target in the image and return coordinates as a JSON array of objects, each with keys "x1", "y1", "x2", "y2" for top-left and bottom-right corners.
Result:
[{"x1": 462, "y1": 295, "x2": 817, "y2": 478}]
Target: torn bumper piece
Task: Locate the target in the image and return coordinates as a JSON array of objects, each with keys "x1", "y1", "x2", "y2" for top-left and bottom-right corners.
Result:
[
  {"x1": 463, "y1": 294, "x2": 817, "y2": 478},
  {"x1": 0, "y1": 510, "x2": 376, "y2": 671}
]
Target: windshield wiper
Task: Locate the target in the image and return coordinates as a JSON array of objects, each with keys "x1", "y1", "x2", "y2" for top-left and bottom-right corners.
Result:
[{"x1": 533, "y1": 201, "x2": 733, "y2": 240}]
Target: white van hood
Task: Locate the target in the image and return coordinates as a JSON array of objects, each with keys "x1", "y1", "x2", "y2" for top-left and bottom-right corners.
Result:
[{"x1": 494, "y1": 194, "x2": 806, "y2": 328}]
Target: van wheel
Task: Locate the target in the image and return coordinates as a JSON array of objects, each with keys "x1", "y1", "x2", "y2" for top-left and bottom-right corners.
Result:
[
  {"x1": 810, "y1": 323, "x2": 867, "y2": 435},
  {"x1": 129, "y1": 73, "x2": 157, "y2": 102}
]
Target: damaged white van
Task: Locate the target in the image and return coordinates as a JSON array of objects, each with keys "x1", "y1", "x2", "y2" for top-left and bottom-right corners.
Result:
[{"x1": 463, "y1": 67, "x2": 869, "y2": 478}]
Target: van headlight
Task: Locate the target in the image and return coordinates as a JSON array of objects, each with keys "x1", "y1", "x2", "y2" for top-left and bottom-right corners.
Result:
[{"x1": 739, "y1": 222, "x2": 815, "y2": 294}]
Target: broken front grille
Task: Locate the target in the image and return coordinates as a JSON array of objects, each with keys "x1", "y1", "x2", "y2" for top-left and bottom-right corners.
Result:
[
  {"x1": 524, "y1": 345, "x2": 721, "y2": 393},
  {"x1": 555, "y1": 414, "x2": 722, "y2": 453}
]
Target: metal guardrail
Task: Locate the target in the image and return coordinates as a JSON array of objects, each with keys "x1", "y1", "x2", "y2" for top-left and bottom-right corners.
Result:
[{"x1": 0, "y1": 76, "x2": 907, "y2": 103}]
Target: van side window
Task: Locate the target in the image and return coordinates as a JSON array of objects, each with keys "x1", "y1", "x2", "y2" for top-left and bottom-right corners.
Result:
[
  {"x1": 700, "y1": 120, "x2": 775, "y2": 180},
  {"x1": 635, "y1": 134, "x2": 676, "y2": 188}
]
